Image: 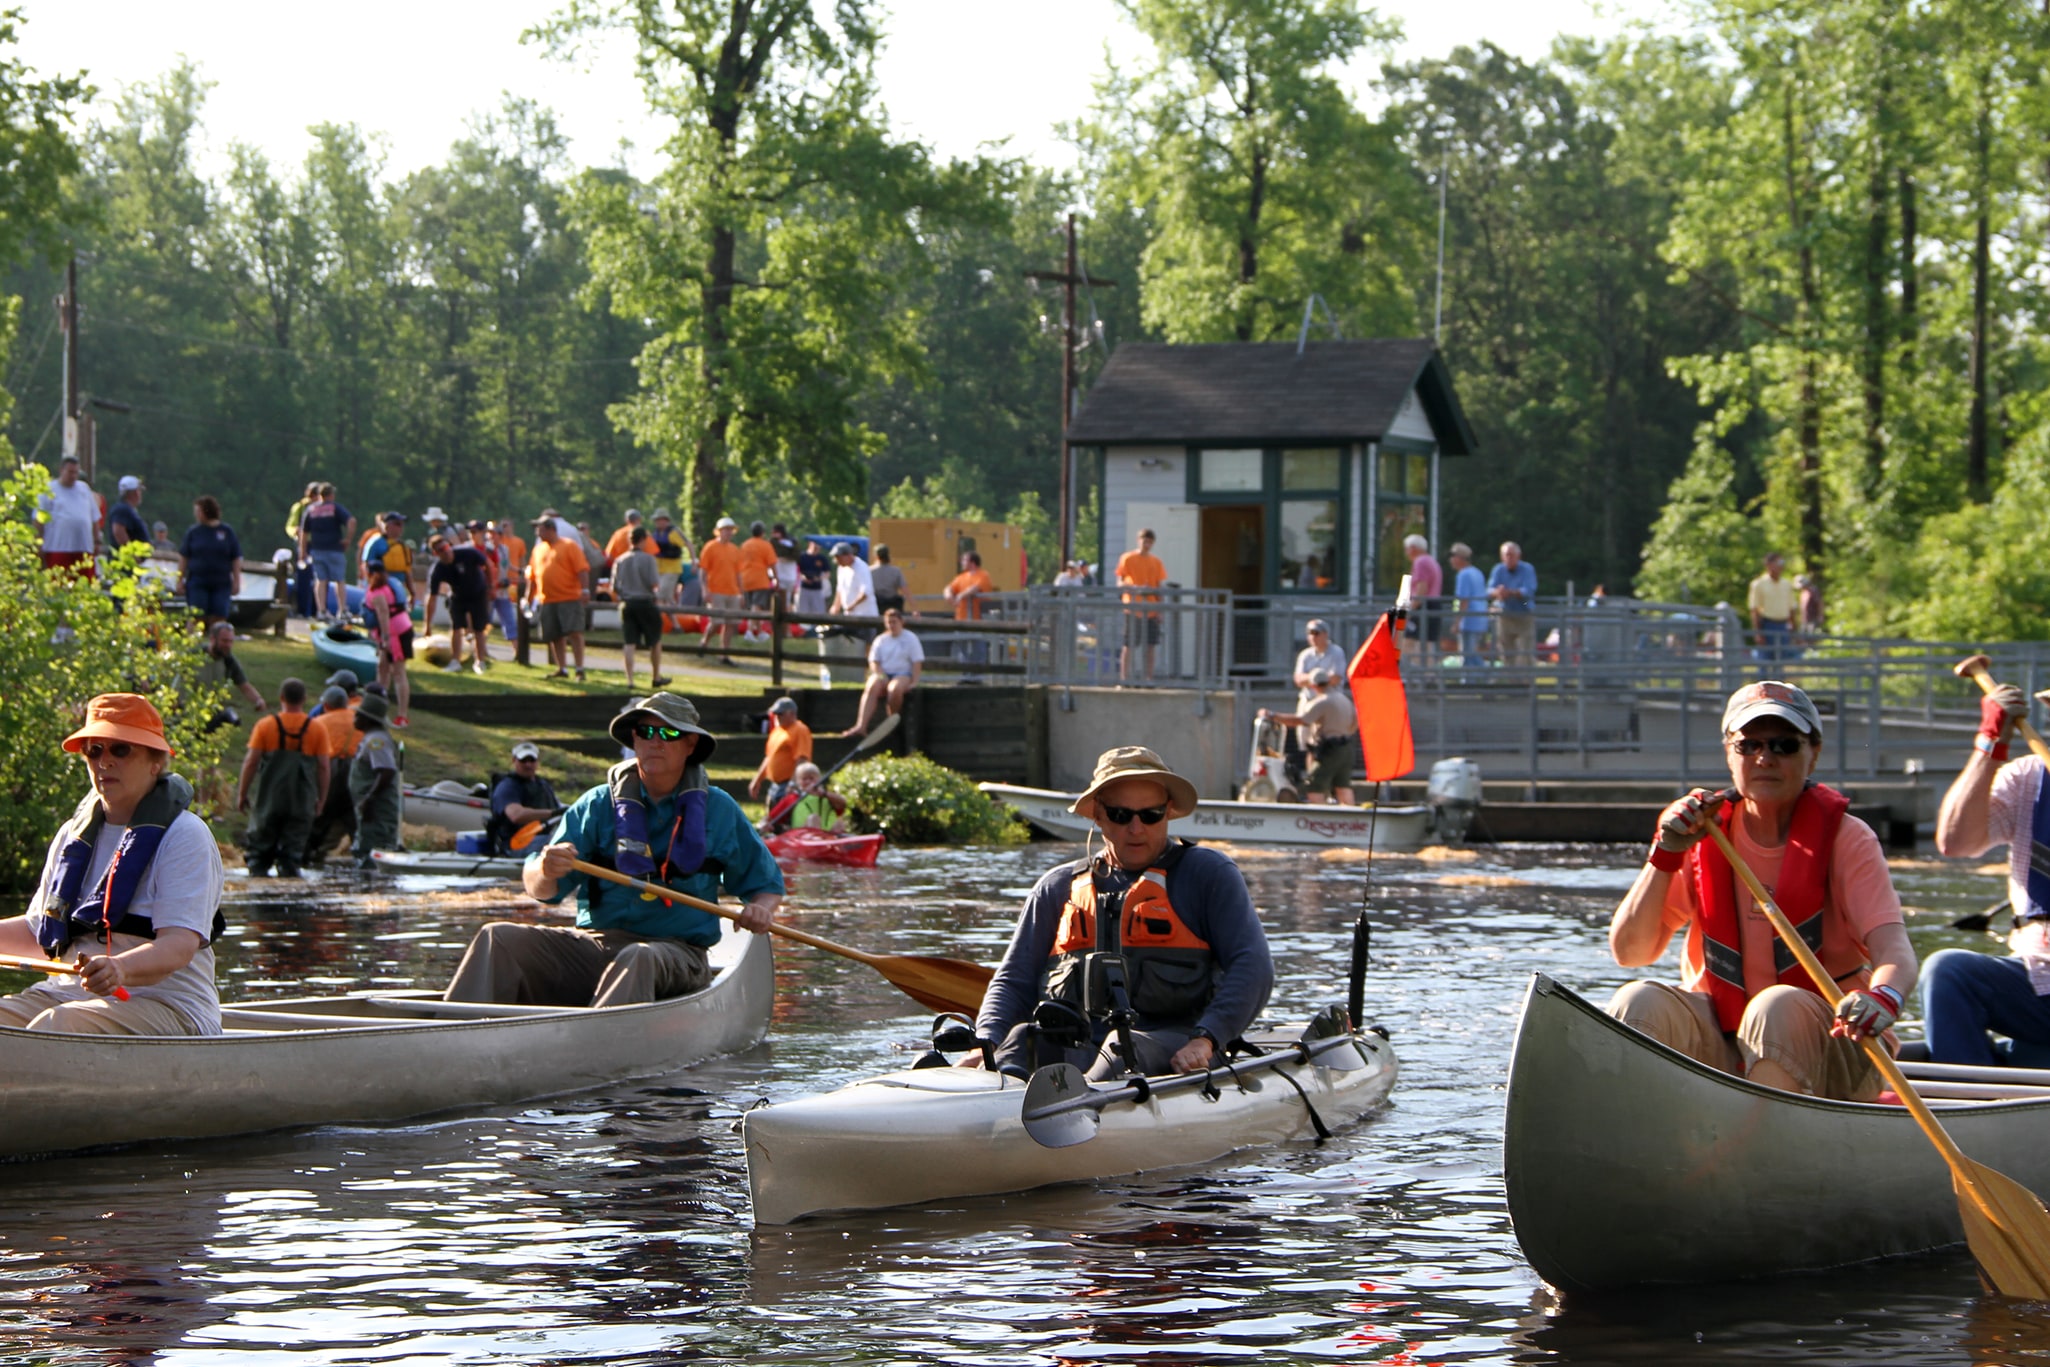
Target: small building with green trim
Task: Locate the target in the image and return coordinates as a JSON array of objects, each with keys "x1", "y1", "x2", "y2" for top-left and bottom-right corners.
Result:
[{"x1": 1068, "y1": 339, "x2": 1476, "y2": 598}]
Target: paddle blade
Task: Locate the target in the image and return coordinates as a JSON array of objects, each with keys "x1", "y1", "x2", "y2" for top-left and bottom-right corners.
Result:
[
  {"x1": 1021, "y1": 1063, "x2": 1100, "y2": 1148},
  {"x1": 875, "y1": 953, "x2": 993, "y2": 1017},
  {"x1": 1955, "y1": 1163, "x2": 2050, "y2": 1299}
]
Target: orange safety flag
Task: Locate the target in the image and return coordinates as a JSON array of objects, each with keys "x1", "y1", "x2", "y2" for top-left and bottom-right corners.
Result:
[{"x1": 1348, "y1": 611, "x2": 1415, "y2": 781}]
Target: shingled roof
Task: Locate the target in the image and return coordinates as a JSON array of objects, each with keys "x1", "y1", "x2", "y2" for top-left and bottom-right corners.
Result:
[{"x1": 1065, "y1": 339, "x2": 1477, "y2": 455}]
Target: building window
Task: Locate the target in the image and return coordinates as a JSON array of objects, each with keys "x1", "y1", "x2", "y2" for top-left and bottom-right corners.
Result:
[
  {"x1": 1374, "y1": 443, "x2": 1433, "y2": 593},
  {"x1": 1199, "y1": 449, "x2": 1263, "y2": 493},
  {"x1": 1189, "y1": 446, "x2": 1347, "y2": 595}
]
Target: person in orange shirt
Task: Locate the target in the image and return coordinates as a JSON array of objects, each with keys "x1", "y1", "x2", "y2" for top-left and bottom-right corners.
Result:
[
  {"x1": 749, "y1": 697, "x2": 812, "y2": 812},
  {"x1": 304, "y1": 683, "x2": 361, "y2": 865},
  {"x1": 944, "y1": 549, "x2": 997, "y2": 682},
  {"x1": 604, "y1": 509, "x2": 643, "y2": 570},
  {"x1": 696, "y1": 516, "x2": 747, "y2": 663},
  {"x1": 526, "y1": 516, "x2": 592, "y2": 680},
  {"x1": 236, "y1": 677, "x2": 335, "y2": 879},
  {"x1": 1117, "y1": 527, "x2": 1168, "y2": 682},
  {"x1": 739, "y1": 520, "x2": 779, "y2": 641}
]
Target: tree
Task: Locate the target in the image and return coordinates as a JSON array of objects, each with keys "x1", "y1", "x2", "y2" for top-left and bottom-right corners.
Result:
[
  {"x1": 543, "y1": 0, "x2": 1005, "y2": 537},
  {"x1": 0, "y1": 8, "x2": 88, "y2": 270}
]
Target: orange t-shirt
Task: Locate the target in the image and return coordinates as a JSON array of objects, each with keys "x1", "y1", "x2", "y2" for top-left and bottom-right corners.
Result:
[
  {"x1": 246, "y1": 711, "x2": 337, "y2": 760},
  {"x1": 605, "y1": 525, "x2": 636, "y2": 562},
  {"x1": 946, "y1": 568, "x2": 995, "y2": 620},
  {"x1": 310, "y1": 706, "x2": 358, "y2": 758},
  {"x1": 499, "y1": 531, "x2": 528, "y2": 574},
  {"x1": 699, "y1": 538, "x2": 745, "y2": 597},
  {"x1": 529, "y1": 536, "x2": 590, "y2": 604},
  {"x1": 1117, "y1": 550, "x2": 1166, "y2": 609},
  {"x1": 740, "y1": 536, "x2": 777, "y2": 593},
  {"x1": 763, "y1": 720, "x2": 813, "y2": 783}
]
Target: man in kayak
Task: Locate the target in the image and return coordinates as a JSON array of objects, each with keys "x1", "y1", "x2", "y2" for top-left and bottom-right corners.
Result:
[
  {"x1": 0, "y1": 693, "x2": 225, "y2": 1034},
  {"x1": 443, "y1": 692, "x2": 782, "y2": 1007},
  {"x1": 1923, "y1": 682, "x2": 2050, "y2": 1066},
  {"x1": 1606, "y1": 681, "x2": 1917, "y2": 1099},
  {"x1": 486, "y1": 741, "x2": 562, "y2": 857},
  {"x1": 975, "y1": 746, "x2": 1273, "y2": 1079}
]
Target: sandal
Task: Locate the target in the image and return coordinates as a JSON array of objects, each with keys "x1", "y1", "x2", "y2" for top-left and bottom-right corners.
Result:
[
  {"x1": 574, "y1": 669, "x2": 587, "y2": 682},
  {"x1": 547, "y1": 669, "x2": 568, "y2": 679}
]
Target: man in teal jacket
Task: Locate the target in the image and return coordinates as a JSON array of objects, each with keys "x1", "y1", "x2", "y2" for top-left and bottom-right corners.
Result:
[{"x1": 443, "y1": 692, "x2": 782, "y2": 1007}]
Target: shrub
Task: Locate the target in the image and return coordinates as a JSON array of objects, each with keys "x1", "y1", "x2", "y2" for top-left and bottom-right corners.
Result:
[
  {"x1": 838, "y1": 752, "x2": 1028, "y2": 845},
  {"x1": 0, "y1": 464, "x2": 233, "y2": 891}
]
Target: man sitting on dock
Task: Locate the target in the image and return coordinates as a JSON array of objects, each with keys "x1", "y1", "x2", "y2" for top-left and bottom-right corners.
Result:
[
  {"x1": 975, "y1": 746, "x2": 1272, "y2": 1079},
  {"x1": 1605, "y1": 681, "x2": 1916, "y2": 1099},
  {"x1": 444, "y1": 692, "x2": 781, "y2": 1008}
]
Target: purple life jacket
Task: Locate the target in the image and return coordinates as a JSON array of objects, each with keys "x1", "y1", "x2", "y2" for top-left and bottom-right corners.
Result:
[
  {"x1": 37, "y1": 774, "x2": 222, "y2": 956},
  {"x1": 608, "y1": 760, "x2": 708, "y2": 882}
]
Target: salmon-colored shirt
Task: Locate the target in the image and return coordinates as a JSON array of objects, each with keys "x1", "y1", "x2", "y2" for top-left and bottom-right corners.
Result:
[
  {"x1": 699, "y1": 538, "x2": 745, "y2": 597},
  {"x1": 1658, "y1": 814, "x2": 1901, "y2": 1000},
  {"x1": 246, "y1": 710, "x2": 337, "y2": 759},
  {"x1": 310, "y1": 706, "x2": 358, "y2": 758},
  {"x1": 763, "y1": 720, "x2": 813, "y2": 783},
  {"x1": 740, "y1": 535, "x2": 777, "y2": 593},
  {"x1": 946, "y1": 568, "x2": 994, "y2": 621},
  {"x1": 529, "y1": 536, "x2": 590, "y2": 604}
]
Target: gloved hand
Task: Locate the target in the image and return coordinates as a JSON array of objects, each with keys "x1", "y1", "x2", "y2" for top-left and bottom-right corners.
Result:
[
  {"x1": 1654, "y1": 788, "x2": 1724, "y2": 855},
  {"x1": 1831, "y1": 986, "x2": 1901, "y2": 1040},
  {"x1": 1980, "y1": 685, "x2": 2026, "y2": 741}
]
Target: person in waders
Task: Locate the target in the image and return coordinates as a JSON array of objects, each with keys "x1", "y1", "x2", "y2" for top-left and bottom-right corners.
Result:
[
  {"x1": 349, "y1": 692, "x2": 403, "y2": 869},
  {"x1": 303, "y1": 684, "x2": 360, "y2": 865},
  {"x1": 235, "y1": 678, "x2": 333, "y2": 878}
]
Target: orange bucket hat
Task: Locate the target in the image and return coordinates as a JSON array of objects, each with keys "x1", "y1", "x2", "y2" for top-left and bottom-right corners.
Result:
[{"x1": 63, "y1": 693, "x2": 174, "y2": 757}]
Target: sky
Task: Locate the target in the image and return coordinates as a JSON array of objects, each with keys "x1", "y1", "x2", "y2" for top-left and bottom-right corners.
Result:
[{"x1": 14, "y1": 0, "x2": 1672, "y2": 183}]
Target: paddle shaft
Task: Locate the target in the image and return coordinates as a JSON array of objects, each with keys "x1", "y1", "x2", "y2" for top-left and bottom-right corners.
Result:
[
  {"x1": 569, "y1": 858, "x2": 890, "y2": 963},
  {"x1": 763, "y1": 712, "x2": 899, "y2": 827},
  {"x1": 0, "y1": 952, "x2": 130, "y2": 1001},
  {"x1": 1959, "y1": 659, "x2": 2050, "y2": 767},
  {"x1": 1702, "y1": 824, "x2": 1992, "y2": 1192}
]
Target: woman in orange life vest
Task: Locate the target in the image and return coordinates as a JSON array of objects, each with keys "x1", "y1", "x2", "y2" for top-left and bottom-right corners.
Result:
[
  {"x1": 973, "y1": 746, "x2": 1273, "y2": 1080},
  {"x1": 1606, "y1": 681, "x2": 1917, "y2": 1100}
]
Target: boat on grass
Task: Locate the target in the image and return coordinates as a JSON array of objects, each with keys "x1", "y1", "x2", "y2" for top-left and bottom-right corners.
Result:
[
  {"x1": 980, "y1": 782, "x2": 1434, "y2": 851},
  {"x1": 370, "y1": 849, "x2": 522, "y2": 879},
  {"x1": 1505, "y1": 973, "x2": 2050, "y2": 1293},
  {"x1": 403, "y1": 780, "x2": 490, "y2": 833},
  {"x1": 766, "y1": 827, "x2": 883, "y2": 868},
  {"x1": 743, "y1": 1021, "x2": 1397, "y2": 1225},
  {"x1": 0, "y1": 927, "x2": 770, "y2": 1161},
  {"x1": 310, "y1": 622, "x2": 380, "y2": 685}
]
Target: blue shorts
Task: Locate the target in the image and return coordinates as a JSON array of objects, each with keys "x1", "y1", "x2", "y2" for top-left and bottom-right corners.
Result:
[
  {"x1": 187, "y1": 583, "x2": 232, "y2": 619},
  {"x1": 309, "y1": 548, "x2": 347, "y2": 583}
]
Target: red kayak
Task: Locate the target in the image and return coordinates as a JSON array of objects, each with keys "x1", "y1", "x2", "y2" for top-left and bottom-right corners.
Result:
[{"x1": 767, "y1": 827, "x2": 884, "y2": 868}]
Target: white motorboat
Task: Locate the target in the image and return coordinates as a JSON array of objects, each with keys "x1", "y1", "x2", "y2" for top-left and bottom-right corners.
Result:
[
  {"x1": 743, "y1": 1022, "x2": 1397, "y2": 1224},
  {"x1": 0, "y1": 926, "x2": 770, "y2": 1161},
  {"x1": 980, "y1": 782, "x2": 1435, "y2": 851}
]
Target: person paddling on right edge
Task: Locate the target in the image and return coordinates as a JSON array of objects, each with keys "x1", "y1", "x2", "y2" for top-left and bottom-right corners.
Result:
[
  {"x1": 1605, "y1": 681, "x2": 1917, "y2": 1099},
  {"x1": 971, "y1": 746, "x2": 1273, "y2": 1079}
]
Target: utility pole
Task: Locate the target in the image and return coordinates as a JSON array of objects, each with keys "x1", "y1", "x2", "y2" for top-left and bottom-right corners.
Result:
[
  {"x1": 59, "y1": 252, "x2": 81, "y2": 470},
  {"x1": 1025, "y1": 214, "x2": 1115, "y2": 567}
]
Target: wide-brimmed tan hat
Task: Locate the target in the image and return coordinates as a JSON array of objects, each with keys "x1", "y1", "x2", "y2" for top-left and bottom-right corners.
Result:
[
  {"x1": 609, "y1": 692, "x2": 718, "y2": 761},
  {"x1": 1069, "y1": 746, "x2": 1198, "y2": 821}
]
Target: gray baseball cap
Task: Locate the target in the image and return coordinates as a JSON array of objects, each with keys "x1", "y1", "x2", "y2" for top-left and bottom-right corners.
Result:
[
  {"x1": 1722, "y1": 680, "x2": 1823, "y2": 738},
  {"x1": 769, "y1": 697, "x2": 798, "y2": 715},
  {"x1": 319, "y1": 686, "x2": 348, "y2": 710}
]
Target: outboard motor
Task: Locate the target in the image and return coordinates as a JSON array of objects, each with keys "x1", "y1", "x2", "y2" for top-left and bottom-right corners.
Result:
[{"x1": 1426, "y1": 757, "x2": 1484, "y2": 843}]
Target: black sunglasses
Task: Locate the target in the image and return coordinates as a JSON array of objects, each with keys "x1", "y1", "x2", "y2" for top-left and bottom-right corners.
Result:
[
  {"x1": 633, "y1": 722, "x2": 688, "y2": 742},
  {"x1": 84, "y1": 741, "x2": 137, "y2": 760},
  {"x1": 1099, "y1": 803, "x2": 1169, "y2": 826},
  {"x1": 1727, "y1": 735, "x2": 1806, "y2": 757}
]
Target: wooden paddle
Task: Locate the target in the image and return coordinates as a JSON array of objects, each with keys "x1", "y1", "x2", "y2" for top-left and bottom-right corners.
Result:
[
  {"x1": 0, "y1": 952, "x2": 130, "y2": 1001},
  {"x1": 761, "y1": 711, "x2": 900, "y2": 831},
  {"x1": 1705, "y1": 821, "x2": 2050, "y2": 1297},
  {"x1": 566, "y1": 857, "x2": 991, "y2": 1016},
  {"x1": 1954, "y1": 654, "x2": 2050, "y2": 767}
]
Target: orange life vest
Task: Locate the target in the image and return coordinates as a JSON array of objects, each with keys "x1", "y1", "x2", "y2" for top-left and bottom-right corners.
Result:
[{"x1": 1047, "y1": 854, "x2": 1216, "y2": 1023}]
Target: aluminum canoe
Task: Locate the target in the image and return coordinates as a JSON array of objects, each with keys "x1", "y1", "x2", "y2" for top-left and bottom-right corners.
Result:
[
  {"x1": 0, "y1": 926, "x2": 771, "y2": 1161},
  {"x1": 743, "y1": 1025, "x2": 1397, "y2": 1224},
  {"x1": 980, "y1": 783, "x2": 1434, "y2": 851},
  {"x1": 1504, "y1": 973, "x2": 2050, "y2": 1293},
  {"x1": 402, "y1": 781, "x2": 491, "y2": 833},
  {"x1": 370, "y1": 849, "x2": 523, "y2": 879}
]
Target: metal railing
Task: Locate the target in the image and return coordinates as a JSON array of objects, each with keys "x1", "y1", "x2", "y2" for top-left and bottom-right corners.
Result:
[{"x1": 1017, "y1": 585, "x2": 1233, "y2": 695}]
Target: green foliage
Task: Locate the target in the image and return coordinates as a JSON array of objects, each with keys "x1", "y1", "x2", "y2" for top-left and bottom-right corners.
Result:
[
  {"x1": 1634, "y1": 439, "x2": 1767, "y2": 606},
  {"x1": 1896, "y1": 425, "x2": 2050, "y2": 643},
  {"x1": 0, "y1": 464, "x2": 232, "y2": 891},
  {"x1": 0, "y1": 9, "x2": 89, "y2": 268},
  {"x1": 838, "y1": 752, "x2": 1027, "y2": 844}
]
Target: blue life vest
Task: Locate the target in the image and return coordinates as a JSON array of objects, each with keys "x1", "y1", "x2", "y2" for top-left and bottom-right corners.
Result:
[
  {"x1": 608, "y1": 760, "x2": 708, "y2": 881},
  {"x1": 37, "y1": 774, "x2": 224, "y2": 956}
]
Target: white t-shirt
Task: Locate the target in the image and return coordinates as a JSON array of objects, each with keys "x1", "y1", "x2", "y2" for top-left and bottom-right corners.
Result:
[
  {"x1": 835, "y1": 558, "x2": 877, "y2": 616},
  {"x1": 25, "y1": 808, "x2": 225, "y2": 1032},
  {"x1": 39, "y1": 479, "x2": 99, "y2": 553},
  {"x1": 869, "y1": 628, "x2": 925, "y2": 676},
  {"x1": 1294, "y1": 643, "x2": 1348, "y2": 709}
]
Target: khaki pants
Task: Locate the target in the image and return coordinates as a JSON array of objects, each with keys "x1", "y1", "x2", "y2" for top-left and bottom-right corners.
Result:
[
  {"x1": 1607, "y1": 979, "x2": 1881, "y2": 1100},
  {"x1": 0, "y1": 981, "x2": 199, "y2": 1035},
  {"x1": 442, "y1": 923, "x2": 711, "y2": 1008}
]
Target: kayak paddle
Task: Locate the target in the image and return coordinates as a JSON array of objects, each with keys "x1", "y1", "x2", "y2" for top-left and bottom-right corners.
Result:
[
  {"x1": 567, "y1": 857, "x2": 990, "y2": 1016},
  {"x1": 761, "y1": 711, "x2": 900, "y2": 830},
  {"x1": 1706, "y1": 819, "x2": 2050, "y2": 1297},
  {"x1": 1955, "y1": 654, "x2": 2050, "y2": 766},
  {"x1": 0, "y1": 952, "x2": 130, "y2": 1001}
]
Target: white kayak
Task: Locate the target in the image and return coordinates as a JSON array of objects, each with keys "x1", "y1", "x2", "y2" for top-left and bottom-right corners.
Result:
[
  {"x1": 743, "y1": 1024, "x2": 1397, "y2": 1225},
  {"x1": 403, "y1": 780, "x2": 490, "y2": 833},
  {"x1": 981, "y1": 783, "x2": 1434, "y2": 851},
  {"x1": 371, "y1": 849, "x2": 523, "y2": 879}
]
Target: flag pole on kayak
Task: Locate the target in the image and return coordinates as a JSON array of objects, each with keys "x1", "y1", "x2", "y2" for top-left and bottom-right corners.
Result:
[
  {"x1": 567, "y1": 857, "x2": 991, "y2": 1016},
  {"x1": 1705, "y1": 816, "x2": 2050, "y2": 1298},
  {"x1": 1345, "y1": 576, "x2": 1414, "y2": 1026}
]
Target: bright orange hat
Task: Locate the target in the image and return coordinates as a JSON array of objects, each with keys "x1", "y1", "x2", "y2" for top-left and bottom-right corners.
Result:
[{"x1": 63, "y1": 693, "x2": 173, "y2": 756}]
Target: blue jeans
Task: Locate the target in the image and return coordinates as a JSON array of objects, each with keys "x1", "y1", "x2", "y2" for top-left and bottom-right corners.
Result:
[{"x1": 1921, "y1": 947, "x2": 2050, "y2": 1067}]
